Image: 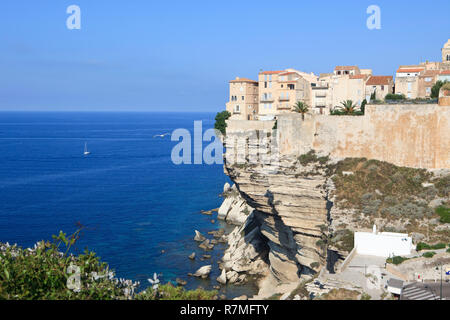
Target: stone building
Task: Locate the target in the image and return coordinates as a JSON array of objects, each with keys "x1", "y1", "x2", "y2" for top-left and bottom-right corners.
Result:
[
  {"x1": 225, "y1": 77, "x2": 259, "y2": 120},
  {"x1": 365, "y1": 75, "x2": 394, "y2": 100},
  {"x1": 257, "y1": 69, "x2": 317, "y2": 118}
]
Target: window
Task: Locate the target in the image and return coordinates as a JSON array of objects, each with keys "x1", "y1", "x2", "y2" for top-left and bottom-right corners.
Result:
[
  {"x1": 242, "y1": 96, "x2": 244, "y2": 101},
  {"x1": 234, "y1": 105, "x2": 240, "y2": 112},
  {"x1": 264, "y1": 75, "x2": 267, "y2": 81},
  {"x1": 407, "y1": 83, "x2": 412, "y2": 91},
  {"x1": 447, "y1": 55, "x2": 450, "y2": 61},
  {"x1": 269, "y1": 82, "x2": 272, "y2": 88},
  {"x1": 269, "y1": 75, "x2": 272, "y2": 81},
  {"x1": 381, "y1": 85, "x2": 385, "y2": 90},
  {"x1": 264, "y1": 82, "x2": 267, "y2": 88},
  {"x1": 425, "y1": 77, "x2": 432, "y2": 82},
  {"x1": 426, "y1": 87, "x2": 431, "y2": 94}
]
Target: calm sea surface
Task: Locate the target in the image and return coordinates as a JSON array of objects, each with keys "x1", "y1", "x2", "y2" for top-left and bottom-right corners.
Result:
[{"x1": 0, "y1": 112, "x2": 257, "y2": 298}]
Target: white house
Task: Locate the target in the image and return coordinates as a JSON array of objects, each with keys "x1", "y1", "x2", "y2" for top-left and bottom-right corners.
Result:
[{"x1": 354, "y1": 225, "x2": 414, "y2": 257}]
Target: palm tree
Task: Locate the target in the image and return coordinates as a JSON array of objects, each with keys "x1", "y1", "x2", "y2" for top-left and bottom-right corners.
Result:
[
  {"x1": 293, "y1": 101, "x2": 309, "y2": 120},
  {"x1": 339, "y1": 100, "x2": 358, "y2": 115}
]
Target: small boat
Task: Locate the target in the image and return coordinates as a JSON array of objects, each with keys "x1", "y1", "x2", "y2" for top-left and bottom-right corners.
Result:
[{"x1": 84, "y1": 142, "x2": 90, "y2": 155}]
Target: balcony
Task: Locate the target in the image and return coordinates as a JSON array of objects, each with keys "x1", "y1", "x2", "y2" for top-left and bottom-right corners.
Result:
[
  {"x1": 278, "y1": 96, "x2": 290, "y2": 101},
  {"x1": 260, "y1": 97, "x2": 274, "y2": 103}
]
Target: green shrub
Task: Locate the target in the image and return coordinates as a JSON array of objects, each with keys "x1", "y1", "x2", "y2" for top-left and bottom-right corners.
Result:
[
  {"x1": 431, "y1": 81, "x2": 448, "y2": 99},
  {"x1": 0, "y1": 231, "x2": 217, "y2": 300},
  {"x1": 214, "y1": 111, "x2": 231, "y2": 135},
  {"x1": 386, "y1": 256, "x2": 409, "y2": 265},
  {"x1": 298, "y1": 150, "x2": 329, "y2": 166},
  {"x1": 385, "y1": 93, "x2": 406, "y2": 101},
  {"x1": 436, "y1": 206, "x2": 450, "y2": 223},
  {"x1": 423, "y1": 251, "x2": 436, "y2": 258},
  {"x1": 137, "y1": 283, "x2": 217, "y2": 300},
  {"x1": 417, "y1": 242, "x2": 446, "y2": 251}
]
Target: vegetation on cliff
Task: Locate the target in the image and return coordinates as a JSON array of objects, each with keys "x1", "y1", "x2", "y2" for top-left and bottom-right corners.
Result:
[
  {"x1": 329, "y1": 157, "x2": 450, "y2": 243},
  {"x1": 0, "y1": 230, "x2": 217, "y2": 300},
  {"x1": 214, "y1": 111, "x2": 231, "y2": 135}
]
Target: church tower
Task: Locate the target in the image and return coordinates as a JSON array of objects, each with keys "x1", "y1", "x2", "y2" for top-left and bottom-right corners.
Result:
[{"x1": 443, "y1": 39, "x2": 450, "y2": 63}]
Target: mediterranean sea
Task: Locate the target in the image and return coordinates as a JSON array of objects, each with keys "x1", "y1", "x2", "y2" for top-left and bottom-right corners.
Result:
[{"x1": 0, "y1": 112, "x2": 257, "y2": 298}]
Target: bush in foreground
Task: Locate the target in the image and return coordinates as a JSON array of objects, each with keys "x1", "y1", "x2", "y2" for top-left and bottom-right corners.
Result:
[{"x1": 0, "y1": 230, "x2": 217, "y2": 300}]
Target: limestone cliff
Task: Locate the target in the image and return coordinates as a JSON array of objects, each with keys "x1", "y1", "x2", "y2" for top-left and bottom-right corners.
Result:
[{"x1": 222, "y1": 155, "x2": 331, "y2": 283}]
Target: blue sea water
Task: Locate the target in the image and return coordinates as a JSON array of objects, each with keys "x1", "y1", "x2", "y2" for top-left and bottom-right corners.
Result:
[{"x1": 0, "y1": 112, "x2": 257, "y2": 298}]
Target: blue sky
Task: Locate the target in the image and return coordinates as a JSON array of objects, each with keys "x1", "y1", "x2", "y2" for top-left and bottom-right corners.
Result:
[{"x1": 0, "y1": 0, "x2": 449, "y2": 112}]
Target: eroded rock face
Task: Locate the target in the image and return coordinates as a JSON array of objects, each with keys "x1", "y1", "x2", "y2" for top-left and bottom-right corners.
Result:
[
  {"x1": 221, "y1": 130, "x2": 332, "y2": 284},
  {"x1": 218, "y1": 186, "x2": 254, "y2": 225},
  {"x1": 222, "y1": 211, "x2": 269, "y2": 278}
]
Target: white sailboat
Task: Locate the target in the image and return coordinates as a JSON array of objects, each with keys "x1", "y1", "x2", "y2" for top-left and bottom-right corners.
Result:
[{"x1": 84, "y1": 142, "x2": 90, "y2": 155}]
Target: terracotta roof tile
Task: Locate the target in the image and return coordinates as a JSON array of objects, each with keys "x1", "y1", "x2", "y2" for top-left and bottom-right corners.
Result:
[
  {"x1": 440, "y1": 70, "x2": 450, "y2": 75},
  {"x1": 349, "y1": 74, "x2": 367, "y2": 80},
  {"x1": 396, "y1": 68, "x2": 424, "y2": 73},
  {"x1": 366, "y1": 76, "x2": 393, "y2": 85},
  {"x1": 335, "y1": 66, "x2": 358, "y2": 71},
  {"x1": 229, "y1": 77, "x2": 258, "y2": 83},
  {"x1": 259, "y1": 71, "x2": 284, "y2": 75}
]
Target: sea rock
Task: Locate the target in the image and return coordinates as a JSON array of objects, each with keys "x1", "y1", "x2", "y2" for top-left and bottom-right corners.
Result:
[
  {"x1": 226, "y1": 271, "x2": 239, "y2": 284},
  {"x1": 233, "y1": 295, "x2": 248, "y2": 300},
  {"x1": 202, "y1": 254, "x2": 211, "y2": 259},
  {"x1": 176, "y1": 278, "x2": 187, "y2": 286},
  {"x1": 193, "y1": 265, "x2": 212, "y2": 279},
  {"x1": 199, "y1": 239, "x2": 214, "y2": 250},
  {"x1": 188, "y1": 252, "x2": 196, "y2": 260},
  {"x1": 194, "y1": 230, "x2": 206, "y2": 242},
  {"x1": 216, "y1": 269, "x2": 227, "y2": 285},
  {"x1": 223, "y1": 182, "x2": 231, "y2": 193},
  {"x1": 218, "y1": 197, "x2": 235, "y2": 220}
]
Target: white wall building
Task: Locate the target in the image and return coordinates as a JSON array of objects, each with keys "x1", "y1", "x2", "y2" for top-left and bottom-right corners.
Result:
[{"x1": 354, "y1": 225, "x2": 414, "y2": 257}]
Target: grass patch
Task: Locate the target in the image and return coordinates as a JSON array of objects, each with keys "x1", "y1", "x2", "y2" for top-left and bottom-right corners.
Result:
[
  {"x1": 416, "y1": 242, "x2": 446, "y2": 251},
  {"x1": 386, "y1": 256, "x2": 409, "y2": 265},
  {"x1": 422, "y1": 251, "x2": 436, "y2": 258},
  {"x1": 316, "y1": 289, "x2": 360, "y2": 300},
  {"x1": 436, "y1": 206, "x2": 450, "y2": 223},
  {"x1": 298, "y1": 150, "x2": 330, "y2": 166},
  {"x1": 360, "y1": 292, "x2": 372, "y2": 300}
]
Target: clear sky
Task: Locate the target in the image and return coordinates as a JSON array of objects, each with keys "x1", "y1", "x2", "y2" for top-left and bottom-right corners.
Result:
[{"x1": 0, "y1": 0, "x2": 449, "y2": 112}]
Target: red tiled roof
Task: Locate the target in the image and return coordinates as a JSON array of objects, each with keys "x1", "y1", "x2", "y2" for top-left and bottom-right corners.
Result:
[
  {"x1": 349, "y1": 74, "x2": 367, "y2": 80},
  {"x1": 366, "y1": 76, "x2": 393, "y2": 85},
  {"x1": 259, "y1": 71, "x2": 284, "y2": 75},
  {"x1": 279, "y1": 72, "x2": 297, "y2": 76},
  {"x1": 335, "y1": 66, "x2": 358, "y2": 71},
  {"x1": 229, "y1": 77, "x2": 258, "y2": 83},
  {"x1": 440, "y1": 70, "x2": 450, "y2": 75},
  {"x1": 396, "y1": 68, "x2": 424, "y2": 73}
]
